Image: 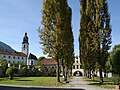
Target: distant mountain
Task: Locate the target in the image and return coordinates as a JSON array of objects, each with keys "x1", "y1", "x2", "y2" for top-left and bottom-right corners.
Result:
[{"x1": 0, "y1": 41, "x2": 15, "y2": 51}]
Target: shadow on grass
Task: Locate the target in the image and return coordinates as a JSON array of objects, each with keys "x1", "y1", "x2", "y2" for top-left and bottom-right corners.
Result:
[
  {"x1": 88, "y1": 82, "x2": 114, "y2": 85},
  {"x1": 0, "y1": 78, "x2": 6, "y2": 81},
  {"x1": 85, "y1": 79, "x2": 99, "y2": 82},
  {"x1": 16, "y1": 80, "x2": 33, "y2": 81}
]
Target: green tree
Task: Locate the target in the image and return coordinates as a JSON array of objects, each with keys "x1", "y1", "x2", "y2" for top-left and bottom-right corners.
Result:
[
  {"x1": 60, "y1": 5, "x2": 74, "y2": 78},
  {"x1": 79, "y1": 0, "x2": 112, "y2": 84},
  {"x1": 95, "y1": 0, "x2": 112, "y2": 84},
  {"x1": 111, "y1": 49, "x2": 120, "y2": 75},
  {"x1": 79, "y1": 0, "x2": 97, "y2": 78},
  {"x1": 6, "y1": 66, "x2": 18, "y2": 80},
  {"x1": 0, "y1": 59, "x2": 8, "y2": 77},
  {"x1": 31, "y1": 66, "x2": 39, "y2": 76},
  {"x1": 48, "y1": 67, "x2": 56, "y2": 76},
  {"x1": 38, "y1": 0, "x2": 73, "y2": 83},
  {"x1": 79, "y1": 0, "x2": 87, "y2": 74},
  {"x1": 108, "y1": 44, "x2": 120, "y2": 75},
  {"x1": 21, "y1": 66, "x2": 28, "y2": 76},
  {"x1": 36, "y1": 56, "x2": 45, "y2": 65}
]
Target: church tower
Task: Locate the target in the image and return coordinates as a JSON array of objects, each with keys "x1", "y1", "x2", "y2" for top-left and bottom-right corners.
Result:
[{"x1": 22, "y1": 32, "x2": 29, "y2": 56}]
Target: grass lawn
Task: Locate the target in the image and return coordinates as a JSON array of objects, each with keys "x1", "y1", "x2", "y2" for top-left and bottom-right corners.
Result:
[
  {"x1": 0, "y1": 77, "x2": 59, "y2": 86},
  {"x1": 83, "y1": 77, "x2": 116, "y2": 89}
]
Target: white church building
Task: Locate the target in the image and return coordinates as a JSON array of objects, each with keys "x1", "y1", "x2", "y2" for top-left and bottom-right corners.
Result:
[
  {"x1": 21, "y1": 32, "x2": 37, "y2": 66},
  {"x1": 0, "y1": 33, "x2": 37, "y2": 66}
]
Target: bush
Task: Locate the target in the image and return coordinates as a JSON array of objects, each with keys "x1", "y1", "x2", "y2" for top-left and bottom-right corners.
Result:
[
  {"x1": 48, "y1": 67, "x2": 56, "y2": 76},
  {"x1": 112, "y1": 74, "x2": 120, "y2": 85},
  {"x1": 6, "y1": 66, "x2": 18, "y2": 80},
  {"x1": 21, "y1": 66, "x2": 28, "y2": 76},
  {"x1": 0, "y1": 59, "x2": 8, "y2": 77}
]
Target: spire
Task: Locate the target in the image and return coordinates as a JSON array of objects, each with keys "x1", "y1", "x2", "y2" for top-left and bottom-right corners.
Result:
[{"x1": 22, "y1": 32, "x2": 29, "y2": 44}]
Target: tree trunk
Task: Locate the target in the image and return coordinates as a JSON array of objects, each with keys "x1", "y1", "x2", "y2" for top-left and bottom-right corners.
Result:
[
  {"x1": 92, "y1": 71, "x2": 95, "y2": 81},
  {"x1": 104, "y1": 69, "x2": 107, "y2": 77},
  {"x1": 56, "y1": 56, "x2": 60, "y2": 83},
  {"x1": 70, "y1": 67, "x2": 72, "y2": 76},
  {"x1": 62, "y1": 58, "x2": 65, "y2": 79},
  {"x1": 89, "y1": 69, "x2": 92, "y2": 79},
  {"x1": 99, "y1": 67, "x2": 103, "y2": 84}
]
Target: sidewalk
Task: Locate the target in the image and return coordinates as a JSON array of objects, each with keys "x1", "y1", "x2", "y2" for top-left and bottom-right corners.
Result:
[{"x1": 64, "y1": 77, "x2": 116, "y2": 90}]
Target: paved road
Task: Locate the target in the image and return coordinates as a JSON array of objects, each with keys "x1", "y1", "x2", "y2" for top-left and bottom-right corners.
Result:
[
  {"x1": 65, "y1": 77, "x2": 116, "y2": 90},
  {"x1": 0, "y1": 84, "x2": 84, "y2": 90}
]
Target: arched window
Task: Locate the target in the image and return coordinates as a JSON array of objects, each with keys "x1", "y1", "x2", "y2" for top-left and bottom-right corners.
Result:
[{"x1": 76, "y1": 60, "x2": 78, "y2": 63}]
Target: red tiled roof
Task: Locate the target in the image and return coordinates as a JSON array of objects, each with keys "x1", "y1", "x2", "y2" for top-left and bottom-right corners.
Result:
[
  {"x1": 40, "y1": 58, "x2": 57, "y2": 65},
  {"x1": 0, "y1": 50, "x2": 27, "y2": 57}
]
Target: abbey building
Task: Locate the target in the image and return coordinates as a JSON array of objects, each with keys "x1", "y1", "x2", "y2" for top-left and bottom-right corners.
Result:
[{"x1": 0, "y1": 33, "x2": 37, "y2": 66}]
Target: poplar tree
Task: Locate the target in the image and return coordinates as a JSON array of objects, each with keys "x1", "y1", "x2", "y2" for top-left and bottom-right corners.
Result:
[
  {"x1": 79, "y1": 0, "x2": 112, "y2": 83},
  {"x1": 95, "y1": 0, "x2": 111, "y2": 84},
  {"x1": 38, "y1": 0, "x2": 74, "y2": 83},
  {"x1": 79, "y1": 0, "x2": 87, "y2": 71},
  {"x1": 79, "y1": 0, "x2": 96, "y2": 78},
  {"x1": 63, "y1": 7, "x2": 74, "y2": 77}
]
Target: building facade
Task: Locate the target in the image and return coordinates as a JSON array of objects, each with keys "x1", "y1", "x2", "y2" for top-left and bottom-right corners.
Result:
[
  {"x1": 0, "y1": 32, "x2": 37, "y2": 66},
  {"x1": 27, "y1": 53, "x2": 37, "y2": 65},
  {"x1": 21, "y1": 33, "x2": 37, "y2": 65},
  {"x1": 40, "y1": 58, "x2": 57, "y2": 69},
  {"x1": 72, "y1": 56, "x2": 84, "y2": 76},
  {"x1": 0, "y1": 50, "x2": 27, "y2": 64},
  {"x1": 22, "y1": 32, "x2": 29, "y2": 56}
]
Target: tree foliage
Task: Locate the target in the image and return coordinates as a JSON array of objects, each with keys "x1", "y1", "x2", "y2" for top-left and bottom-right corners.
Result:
[
  {"x1": 108, "y1": 44, "x2": 120, "y2": 75},
  {"x1": 79, "y1": 0, "x2": 112, "y2": 83},
  {"x1": 6, "y1": 66, "x2": 18, "y2": 80},
  {"x1": 36, "y1": 56, "x2": 45, "y2": 65},
  {"x1": 38, "y1": 0, "x2": 74, "y2": 82},
  {"x1": 0, "y1": 59, "x2": 8, "y2": 77}
]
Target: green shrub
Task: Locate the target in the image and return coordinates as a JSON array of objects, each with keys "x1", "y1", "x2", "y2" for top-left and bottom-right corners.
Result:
[
  {"x1": 112, "y1": 75, "x2": 120, "y2": 85},
  {"x1": 6, "y1": 66, "x2": 18, "y2": 80}
]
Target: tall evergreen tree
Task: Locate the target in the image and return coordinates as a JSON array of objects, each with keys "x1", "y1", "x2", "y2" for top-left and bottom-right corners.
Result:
[
  {"x1": 95, "y1": 0, "x2": 112, "y2": 84},
  {"x1": 79, "y1": 0, "x2": 87, "y2": 70},
  {"x1": 38, "y1": 0, "x2": 74, "y2": 83},
  {"x1": 79, "y1": 0, "x2": 112, "y2": 83},
  {"x1": 79, "y1": 0, "x2": 96, "y2": 78}
]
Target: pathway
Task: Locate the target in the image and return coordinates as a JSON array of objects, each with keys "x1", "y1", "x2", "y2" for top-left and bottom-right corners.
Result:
[{"x1": 65, "y1": 77, "x2": 116, "y2": 90}]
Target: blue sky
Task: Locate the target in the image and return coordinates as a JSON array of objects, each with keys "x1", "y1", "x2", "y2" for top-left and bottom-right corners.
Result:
[{"x1": 0, "y1": 0, "x2": 119, "y2": 58}]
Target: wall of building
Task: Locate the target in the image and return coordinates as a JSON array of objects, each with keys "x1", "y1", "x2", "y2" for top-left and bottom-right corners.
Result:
[
  {"x1": 72, "y1": 56, "x2": 84, "y2": 76},
  {"x1": 0, "y1": 54, "x2": 27, "y2": 64},
  {"x1": 27, "y1": 59, "x2": 36, "y2": 65}
]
